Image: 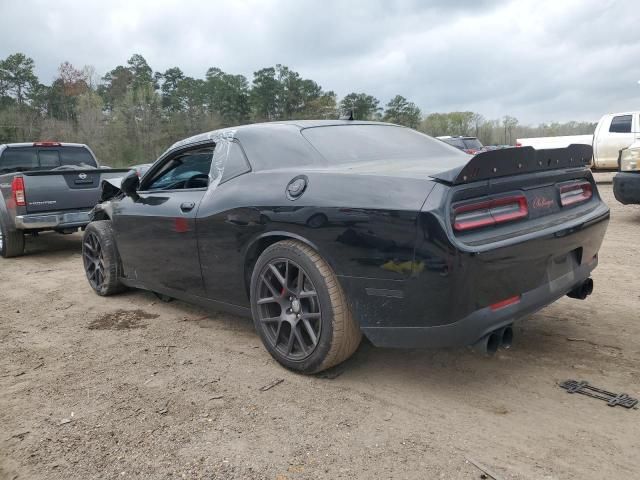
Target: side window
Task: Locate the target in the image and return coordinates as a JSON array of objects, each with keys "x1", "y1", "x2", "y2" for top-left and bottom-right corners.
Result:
[
  {"x1": 609, "y1": 115, "x2": 632, "y2": 133},
  {"x1": 220, "y1": 142, "x2": 251, "y2": 184},
  {"x1": 145, "y1": 147, "x2": 214, "y2": 191}
]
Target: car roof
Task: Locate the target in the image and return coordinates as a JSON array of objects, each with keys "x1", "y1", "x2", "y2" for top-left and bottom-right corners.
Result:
[
  {"x1": 168, "y1": 120, "x2": 400, "y2": 151},
  {"x1": 1, "y1": 142, "x2": 89, "y2": 148}
]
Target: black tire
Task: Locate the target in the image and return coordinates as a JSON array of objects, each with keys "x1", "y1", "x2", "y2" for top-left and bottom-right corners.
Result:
[
  {"x1": 0, "y1": 216, "x2": 25, "y2": 258},
  {"x1": 82, "y1": 220, "x2": 125, "y2": 296},
  {"x1": 250, "y1": 239, "x2": 361, "y2": 374}
]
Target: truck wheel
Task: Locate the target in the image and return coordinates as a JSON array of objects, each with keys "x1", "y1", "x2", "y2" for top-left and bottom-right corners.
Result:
[
  {"x1": 0, "y1": 217, "x2": 25, "y2": 258},
  {"x1": 250, "y1": 240, "x2": 361, "y2": 374},
  {"x1": 82, "y1": 221, "x2": 125, "y2": 296}
]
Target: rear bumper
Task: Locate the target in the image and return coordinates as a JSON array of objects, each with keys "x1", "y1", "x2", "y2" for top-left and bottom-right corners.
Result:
[
  {"x1": 361, "y1": 257, "x2": 595, "y2": 348},
  {"x1": 15, "y1": 210, "x2": 91, "y2": 230},
  {"x1": 613, "y1": 172, "x2": 640, "y2": 205},
  {"x1": 340, "y1": 202, "x2": 609, "y2": 349}
]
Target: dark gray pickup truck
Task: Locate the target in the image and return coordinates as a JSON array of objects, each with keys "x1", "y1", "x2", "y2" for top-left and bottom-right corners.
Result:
[{"x1": 0, "y1": 142, "x2": 129, "y2": 257}]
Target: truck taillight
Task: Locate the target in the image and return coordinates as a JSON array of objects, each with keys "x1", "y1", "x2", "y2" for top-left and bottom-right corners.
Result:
[
  {"x1": 11, "y1": 176, "x2": 26, "y2": 206},
  {"x1": 559, "y1": 181, "x2": 592, "y2": 207},
  {"x1": 453, "y1": 195, "x2": 528, "y2": 232}
]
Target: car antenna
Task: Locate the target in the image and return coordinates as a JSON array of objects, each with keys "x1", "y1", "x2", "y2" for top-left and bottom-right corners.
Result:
[{"x1": 339, "y1": 109, "x2": 354, "y2": 121}]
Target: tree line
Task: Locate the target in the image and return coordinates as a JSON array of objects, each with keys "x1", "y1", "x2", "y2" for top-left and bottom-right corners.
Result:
[{"x1": 0, "y1": 52, "x2": 596, "y2": 166}]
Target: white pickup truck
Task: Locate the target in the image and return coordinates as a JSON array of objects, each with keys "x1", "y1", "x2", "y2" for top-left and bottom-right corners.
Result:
[{"x1": 517, "y1": 111, "x2": 640, "y2": 170}]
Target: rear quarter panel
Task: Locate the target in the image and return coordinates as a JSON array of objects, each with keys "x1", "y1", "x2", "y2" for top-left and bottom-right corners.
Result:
[{"x1": 195, "y1": 169, "x2": 435, "y2": 307}]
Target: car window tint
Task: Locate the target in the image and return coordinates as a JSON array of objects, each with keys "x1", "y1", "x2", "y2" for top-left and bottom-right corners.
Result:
[
  {"x1": 146, "y1": 147, "x2": 214, "y2": 190},
  {"x1": 0, "y1": 146, "x2": 96, "y2": 174},
  {"x1": 60, "y1": 147, "x2": 97, "y2": 167},
  {"x1": 220, "y1": 142, "x2": 251, "y2": 183},
  {"x1": 445, "y1": 138, "x2": 465, "y2": 148},
  {"x1": 303, "y1": 125, "x2": 457, "y2": 164},
  {"x1": 38, "y1": 150, "x2": 61, "y2": 168},
  {"x1": 236, "y1": 124, "x2": 321, "y2": 170},
  {"x1": 0, "y1": 149, "x2": 39, "y2": 173},
  {"x1": 609, "y1": 115, "x2": 632, "y2": 133},
  {"x1": 462, "y1": 138, "x2": 483, "y2": 149}
]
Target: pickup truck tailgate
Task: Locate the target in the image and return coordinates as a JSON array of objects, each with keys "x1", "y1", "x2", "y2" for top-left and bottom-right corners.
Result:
[{"x1": 22, "y1": 169, "x2": 129, "y2": 213}]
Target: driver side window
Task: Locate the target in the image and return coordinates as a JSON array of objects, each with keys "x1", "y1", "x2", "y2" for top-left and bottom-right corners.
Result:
[{"x1": 145, "y1": 147, "x2": 214, "y2": 191}]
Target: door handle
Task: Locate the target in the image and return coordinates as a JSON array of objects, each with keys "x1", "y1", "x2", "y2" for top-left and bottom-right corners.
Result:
[{"x1": 180, "y1": 202, "x2": 195, "y2": 212}]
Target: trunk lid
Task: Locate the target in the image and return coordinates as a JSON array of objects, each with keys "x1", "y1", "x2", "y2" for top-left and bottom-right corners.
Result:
[{"x1": 431, "y1": 144, "x2": 600, "y2": 248}]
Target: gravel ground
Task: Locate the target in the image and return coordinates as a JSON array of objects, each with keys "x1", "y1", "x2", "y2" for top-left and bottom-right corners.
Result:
[{"x1": 1, "y1": 173, "x2": 639, "y2": 479}]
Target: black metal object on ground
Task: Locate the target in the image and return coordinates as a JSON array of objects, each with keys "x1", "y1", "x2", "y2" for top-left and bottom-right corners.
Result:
[{"x1": 560, "y1": 379, "x2": 638, "y2": 409}]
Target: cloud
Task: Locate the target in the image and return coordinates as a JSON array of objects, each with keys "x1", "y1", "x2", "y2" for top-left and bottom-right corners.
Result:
[{"x1": 1, "y1": 0, "x2": 638, "y2": 123}]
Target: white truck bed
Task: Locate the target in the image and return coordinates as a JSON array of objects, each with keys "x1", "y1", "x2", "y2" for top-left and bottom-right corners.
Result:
[{"x1": 516, "y1": 134, "x2": 593, "y2": 149}]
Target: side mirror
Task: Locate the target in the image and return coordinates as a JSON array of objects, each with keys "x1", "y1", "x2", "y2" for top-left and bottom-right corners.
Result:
[{"x1": 121, "y1": 170, "x2": 140, "y2": 199}]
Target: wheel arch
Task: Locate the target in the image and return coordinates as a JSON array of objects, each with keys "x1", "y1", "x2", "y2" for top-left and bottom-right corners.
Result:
[
  {"x1": 89, "y1": 203, "x2": 114, "y2": 222},
  {"x1": 243, "y1": 230, "x2": 337, "y2": 297}
]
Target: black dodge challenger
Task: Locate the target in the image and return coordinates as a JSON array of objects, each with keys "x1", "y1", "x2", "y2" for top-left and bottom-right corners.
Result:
[{"x1": 84, "y1": 120, "x2": 609, "y2": 373}]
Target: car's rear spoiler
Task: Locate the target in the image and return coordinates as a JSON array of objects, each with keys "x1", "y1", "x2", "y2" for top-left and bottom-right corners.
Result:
[{"x1": 431, "y1": 144, "x2": 593, "y2": 185}]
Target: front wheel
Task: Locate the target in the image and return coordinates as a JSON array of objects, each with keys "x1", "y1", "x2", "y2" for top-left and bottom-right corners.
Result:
[
  {"x1": 82, "y1": 221, "x2": 125, "y2": 296},
  {"x1": 250, "y1": 240, "x2": 361, "y2": 374}
]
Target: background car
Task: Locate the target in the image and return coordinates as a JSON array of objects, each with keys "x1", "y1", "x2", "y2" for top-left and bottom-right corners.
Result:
[
  {"x1": 0, "y1": 142, "x2": 128, "y2": 258},
  {"x1": 436, "y1": 135, "x2": 485, "y2": 154}
]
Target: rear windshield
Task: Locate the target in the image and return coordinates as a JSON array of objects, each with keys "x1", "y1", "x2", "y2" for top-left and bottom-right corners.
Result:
[
  {"x1": 462, "y1": 138, "x2": 483, "y2": 149},
  {"x1": 441, "y1": 138, "x2": 465, "y2": 148},
  {"x1": 0, "y1": 146, "x2": 97, "y2": 173},
  {"x1": 302, "y1": 125, "x2": 457, "y2": 164}
]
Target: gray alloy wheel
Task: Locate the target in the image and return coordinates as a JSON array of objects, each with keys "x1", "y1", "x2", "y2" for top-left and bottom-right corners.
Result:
[
  {"x1": 255, "y1": 257, "x2": 323, "y2": 361},
  {"x1": 82, "y1": 221, "x2": 125, "y2": 296},
  {"x1": 250, "y1": 240, "x2": 362, "y2": 374},
  {"x1": 83, "y1": 230, "x2": 106, "y2": 291}
]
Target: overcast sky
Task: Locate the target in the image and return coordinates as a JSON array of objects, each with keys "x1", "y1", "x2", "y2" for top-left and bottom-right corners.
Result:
[{"x1": 1, "y1": 0, "x2": 639, "y2": 124}]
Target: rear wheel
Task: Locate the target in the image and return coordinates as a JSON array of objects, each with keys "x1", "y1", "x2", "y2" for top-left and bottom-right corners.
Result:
[
  {"x1": 250, "y1": 240, "x2": 361, "y2": 374},
  {"x1": 82, "y1": 221, "x2": 125, "y2": 296},
  {"x1": 0, "y1": 217, "x2": 25, "y2": 258}
]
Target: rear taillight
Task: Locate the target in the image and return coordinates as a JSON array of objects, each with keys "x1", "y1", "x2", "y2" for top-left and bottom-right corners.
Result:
[
  {"x1": 11, "y1": 176, "x2": 26, "y2": 206},
  {"x1": 453, "y1": 195, "x2": 528, "y2": 232},
  {"x1": 559, "y1": 181, "x2": 592, "y2": 207},
  {"x1": 515, "y1": 142, "x2": 522, "y2": 147}
]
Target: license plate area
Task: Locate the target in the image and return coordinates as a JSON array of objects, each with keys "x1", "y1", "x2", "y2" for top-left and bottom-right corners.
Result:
[{"x1": 548, "y1": 248, "x2": 581, "y2": 282}]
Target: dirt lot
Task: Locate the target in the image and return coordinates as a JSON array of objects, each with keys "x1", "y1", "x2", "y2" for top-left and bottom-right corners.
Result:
[{"x1": 1, "y1": 174, "x2": 639, "y2": 480}]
